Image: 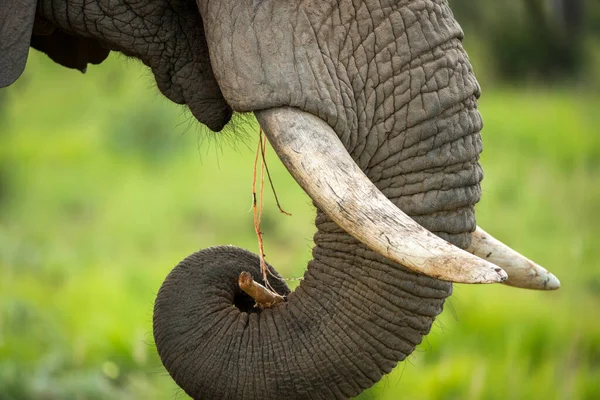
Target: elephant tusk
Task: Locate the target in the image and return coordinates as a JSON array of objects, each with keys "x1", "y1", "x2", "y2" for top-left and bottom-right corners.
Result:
[
  {"x1": 255, "y1": 107, "x2": 508, "y2": 284},
  {"x1": 467, "y1": 227, "x2": 561, "y2": 290}
]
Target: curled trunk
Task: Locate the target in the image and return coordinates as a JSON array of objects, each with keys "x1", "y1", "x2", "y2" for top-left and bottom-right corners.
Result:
[{"x1": 154, "y1": 236, "x2": 451, "y2": 398}]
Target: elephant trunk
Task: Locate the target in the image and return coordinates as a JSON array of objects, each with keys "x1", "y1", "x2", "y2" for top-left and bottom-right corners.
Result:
[
  {"x1": 153, "y1": 95, "x2": 487, "y2": 398},
  {"x1": 153, "y1": 236, "x2": 452, "y2": 399}
]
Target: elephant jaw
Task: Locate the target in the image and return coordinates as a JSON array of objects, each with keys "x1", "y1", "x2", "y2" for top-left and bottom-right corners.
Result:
[{"x1": 256, "y1": 107, "x2": 560, "y2": 290}]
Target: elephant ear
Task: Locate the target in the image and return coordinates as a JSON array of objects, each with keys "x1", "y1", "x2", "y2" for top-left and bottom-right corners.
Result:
[
  {"x1": 30, "y1": 28, "x2": 111, "y2": 73},
  {"x1": 0, "y1": 0, "x2": 37, "y2": 87}
]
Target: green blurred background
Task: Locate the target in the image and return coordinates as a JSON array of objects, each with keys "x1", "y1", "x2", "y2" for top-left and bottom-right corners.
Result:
[{"x1": 1, "y1": 1, "x2": 599, "y2": 399}]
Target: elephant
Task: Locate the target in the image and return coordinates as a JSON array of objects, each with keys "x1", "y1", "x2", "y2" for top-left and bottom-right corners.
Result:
[{"x1": 1, "y1": 0, "x2": 561, "y2": 398}]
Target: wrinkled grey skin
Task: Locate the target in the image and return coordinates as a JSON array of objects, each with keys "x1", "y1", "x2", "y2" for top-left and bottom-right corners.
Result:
[
  {"x1": 1, "y1": 0, "x2": 232, "y2": 130},
  {"x1": 2, "y1": 0, "x2": 484, "y2": 398}
]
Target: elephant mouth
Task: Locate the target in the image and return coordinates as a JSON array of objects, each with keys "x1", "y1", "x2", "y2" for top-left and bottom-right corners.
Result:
[{"x1": 255, "y1": 107, "x2": 560, "y2": 289}]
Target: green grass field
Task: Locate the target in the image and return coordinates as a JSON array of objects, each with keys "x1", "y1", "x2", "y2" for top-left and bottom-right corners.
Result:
[{"x1": 1, "y1": 51, "x2": 598, "y2": 399}]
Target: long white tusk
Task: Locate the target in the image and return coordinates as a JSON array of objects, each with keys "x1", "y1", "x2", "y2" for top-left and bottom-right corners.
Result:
[
  {"x1": 255, "y1": 107, "x2": 507, "y2": 284},
  {"x1": 467, "y1": 227, "x2": 560, "y2": 290}
]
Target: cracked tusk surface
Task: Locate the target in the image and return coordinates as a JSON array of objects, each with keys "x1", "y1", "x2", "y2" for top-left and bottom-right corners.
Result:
[
  {"x1": 468, "y1": 226, "x2": 560, "y2": 290},
  {"x1": 255, "y1": 107, "x2": 508, "y2": 284}
]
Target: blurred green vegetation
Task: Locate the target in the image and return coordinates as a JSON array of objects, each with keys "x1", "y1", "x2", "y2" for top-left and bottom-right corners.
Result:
[
  {"x1": 450, "y1": 0, "x2": 599, "y2": 83},
  {"x1": 1, "y1": 37, "x2": 600, "y2": 400}
]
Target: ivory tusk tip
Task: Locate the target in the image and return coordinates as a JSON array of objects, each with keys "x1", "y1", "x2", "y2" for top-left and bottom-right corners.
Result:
[
  {"x1": 487, "y1": 264, "x2": 509, "y2": 283},
  {"x1": 468, "y1": 227, "x2": 561, "y2": 291},
  {"x1": 544, "y1": 272, "x2": 561, "y2": 290},
  {"x1": 496, "y1": 266, "x2": 509, "y2": 282},
  {"x1": 504, "y1": 266, "x2": 561, "y2": 291}
]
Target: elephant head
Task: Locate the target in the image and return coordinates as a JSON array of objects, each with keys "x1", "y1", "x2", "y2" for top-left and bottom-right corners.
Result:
[{"x1": 1, "y1": 0, "x2": 560, "y2": 398}]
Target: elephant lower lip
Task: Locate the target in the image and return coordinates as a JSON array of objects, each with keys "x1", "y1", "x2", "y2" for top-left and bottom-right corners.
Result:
[{"x1": 186, "y1": 98, "x2": 233, "y2": 132}]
